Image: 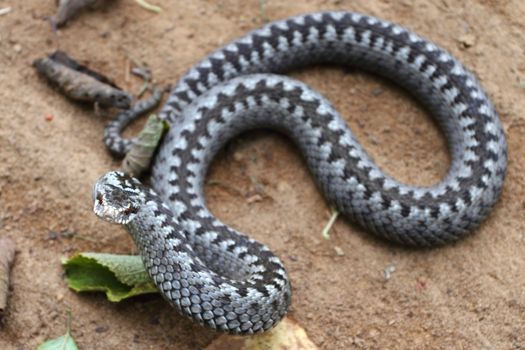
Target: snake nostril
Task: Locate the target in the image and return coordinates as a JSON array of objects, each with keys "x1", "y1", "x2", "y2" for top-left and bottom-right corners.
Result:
[{"x1": 97, "y1": 193, "x2": 103, "y2": 206}]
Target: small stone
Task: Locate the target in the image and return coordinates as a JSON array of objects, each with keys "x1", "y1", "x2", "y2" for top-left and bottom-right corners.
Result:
[
  {"x1": 369, "y1": 328, "x2": 380, "y2": 337},
  {"x1": 233, "y1": 151, "x2": 244, "y2": 162},
  {"x1": 458, "y1": 33, "x2": 476, "y2": 48},
  {"x1": 353, "y1": 336, "x2": 366, "y2": 347},
  {"x1": 384, "y1": 264, "x2": 396, "y2": 280},
  {"x1": 13, "y1": 43, "x2": 21, "y2": 53},
  {"x1": 276, "y1": 181, "x2": 291, "y2": 193},
  {"x1": 334, "y1": 246, "x2": 344, "y2": 256},
  {"x1": 149, "y1": 316, "x2": 160, "y2": 325},
  {"x1": 95, "y1": 325, "x2": 109, "y2": 333},
  {"x1": 246, "y1": 194, "x2": 263, "y2": 204},
  {"x1": 371, "y1": 87, "x2": 384, "y2": 96},
  {"x1": 0, "y1": 7, "x2": 12, "y2": 16}
]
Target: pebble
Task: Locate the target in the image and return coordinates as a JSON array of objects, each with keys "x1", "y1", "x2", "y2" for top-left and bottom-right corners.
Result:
[
  {"x1": 333, "y1": 246, "x2": 344, "y2": 256},
  {"x1": 95, "y1": 325, "x2": 109, "y2": 333},
  {"x1": 352, "y1": 336, "x2": 366, "y2": 347},
  {"x1": 458, "y1": 33, "x2": 476, "y2": 48},
  {"x1": 233, "y1": 151, "x2": 244, "y2": 162},
  {"x1": 276, "y1": 181, "x2": 291, "y2": 193},
  {"x1": 384, "y1": 264, "x2": 396, "y2": 280},
  {"x1": 246, "y1": 194, "x2": 263, "y2": 204},
  {"x1": 369, "y1": 328, "x2": 380, "y2": 337},
  {"x1": 0, "y1": 7, "x2": 12, "y2": 16},
  {"x1": 149, "y1": 315, "x2": 160, "y2": 325},
  {"x1": 371, "y1": 87, "x2": 384, "y2": 96}
]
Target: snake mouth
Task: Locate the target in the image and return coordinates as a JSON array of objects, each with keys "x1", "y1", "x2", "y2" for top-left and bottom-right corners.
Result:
[
  {"x1": 92, "y1": 171, "x2": 143, "y2": 225},
  {"x1": 92, "y1": 190, "x2": 140, "y2": 225}
]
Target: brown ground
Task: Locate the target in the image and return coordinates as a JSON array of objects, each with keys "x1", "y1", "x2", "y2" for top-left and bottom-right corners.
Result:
[{"x1": 1, "y1": 1, "x2": 524, "y2": 349}]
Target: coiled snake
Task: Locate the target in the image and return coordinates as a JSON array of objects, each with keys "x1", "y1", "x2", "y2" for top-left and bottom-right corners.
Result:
[{"x1": 93, "y1": 12, "x2": 507, "y2": 334}]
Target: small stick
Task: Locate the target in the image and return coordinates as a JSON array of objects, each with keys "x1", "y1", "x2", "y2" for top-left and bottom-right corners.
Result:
[
  {"x1": 0, "y1": 237, "x2": 16, "y2": 322},
  {"x1": 321, "y1": 208, "x2": 339, "y2": 240}
]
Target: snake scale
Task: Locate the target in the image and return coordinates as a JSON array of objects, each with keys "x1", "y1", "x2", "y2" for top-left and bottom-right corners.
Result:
[{"x1": 93, "y1": 11, "x2": 507, "y2": 334}]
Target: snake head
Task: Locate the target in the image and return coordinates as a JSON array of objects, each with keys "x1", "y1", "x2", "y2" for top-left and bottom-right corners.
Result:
[{"x1": 92, "y1": 171, "x2": 145, "y2": 225}]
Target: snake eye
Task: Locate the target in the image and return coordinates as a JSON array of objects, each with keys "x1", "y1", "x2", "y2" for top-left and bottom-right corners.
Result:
[{"x1": 123, "y1": 206, "x2": 137, "y2": 215}]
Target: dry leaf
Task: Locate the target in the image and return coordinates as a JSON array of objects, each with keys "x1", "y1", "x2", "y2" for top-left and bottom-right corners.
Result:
[
  {"x1": 34, "y1": 54, "x2": 132, "y2": 109},
  {"x1": 205, "y1": 317, "x2": 319, "y2": 350},
  {"x1": 0, "y1": 237, "x2": 16, "y2": 322}
]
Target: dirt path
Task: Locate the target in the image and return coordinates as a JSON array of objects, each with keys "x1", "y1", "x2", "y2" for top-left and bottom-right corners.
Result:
[{"x1": 0, "y1": 1, "x2": 524, "y2": 349}]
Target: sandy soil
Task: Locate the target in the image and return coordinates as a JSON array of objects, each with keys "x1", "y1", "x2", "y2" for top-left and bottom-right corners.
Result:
[{"x1": 0, "y1": 0, "x2": 524, "y2": 349}]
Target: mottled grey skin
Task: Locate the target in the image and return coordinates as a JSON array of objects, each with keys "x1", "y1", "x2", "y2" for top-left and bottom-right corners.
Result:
[{"x1": 97, "y1": 12, "x2": 508, "y2": 334}]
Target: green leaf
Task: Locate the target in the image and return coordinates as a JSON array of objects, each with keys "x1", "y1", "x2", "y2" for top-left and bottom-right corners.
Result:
[
  {"x1": 62, "y1": 253, "x2": 157, "y2": 302},
  {"x1": 38, "y1": 311, "x2": 79, "y2": 350},
  {"x1": 37, "y1": 332, "x2": 78, "y2": 350}
]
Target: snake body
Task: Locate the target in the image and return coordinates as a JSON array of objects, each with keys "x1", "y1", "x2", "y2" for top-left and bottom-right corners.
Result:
[{"x1": 94, "y1": 12, "x2": 507, "y2": 334}]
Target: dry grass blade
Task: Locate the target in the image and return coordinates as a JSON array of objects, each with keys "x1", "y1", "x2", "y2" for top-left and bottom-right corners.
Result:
[{"x1": 133, "y1": 0, "x2": 162, "y2": 13}]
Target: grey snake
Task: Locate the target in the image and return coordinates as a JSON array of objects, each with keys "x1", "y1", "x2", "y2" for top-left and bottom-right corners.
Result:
[{"x1": 93, "y1": 11, "x2": 507, "y2": 335}]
